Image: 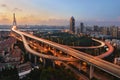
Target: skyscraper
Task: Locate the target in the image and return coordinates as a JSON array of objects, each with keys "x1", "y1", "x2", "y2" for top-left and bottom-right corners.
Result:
[
  {"x1": 70, "y1": 16, "x2": 75, "y2": 33},
  {"x1": 102, "y1": 26, "x2": 118, "y2": 38},
  {"x1": 111, "y1": 26, "x2": 118, "y2": 38},
  {"x1": 94, "y1": 25, "x2": 99, "y2": 32},
  {"x1": 80, "y1": 22, "x2": 84, "y2": 33}
]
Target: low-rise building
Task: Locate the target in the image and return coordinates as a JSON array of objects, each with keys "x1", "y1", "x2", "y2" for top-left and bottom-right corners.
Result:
[
  {"x1": 114, "y1": 57, "x2": 120, "y2": 66},
  {"x1": 17, "y1": 62, "x2": 32, "y2": 79}
]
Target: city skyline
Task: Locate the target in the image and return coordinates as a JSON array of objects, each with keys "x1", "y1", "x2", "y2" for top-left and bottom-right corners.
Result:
[{"x1": 0, "y1": 0, "x2": 120, "y2": 26}]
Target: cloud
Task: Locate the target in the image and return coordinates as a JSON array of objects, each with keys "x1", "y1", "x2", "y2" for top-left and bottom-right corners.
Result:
[
  {"x1": 1, "y1": 4, "x2": 7, "y2": 7},
  {"x1": 21, "y1": 14, "x2": 35, "y2": 20},
  {"x1": 1, "y1": 4, "x2": 22, "y2": 12},
  {"x1": 40, "y1": 18, "x2": 68, "y2": 25},
  {"x1": 1, "y1": 4, "x2": 9, "y2": 10},
  {"x1": 19, "y1": 14, "x2": 37, "y2": 24},
  {"x1": 1, "y1": 17, "x2": 9, "y2": 21},
  {"x1": 0, "y1": 13, "x2": 10, "y2": 23},
  {"x1": 0, "y1": 16, "x2": 10, "y2": 24},
  {"x1": 13, "y1": 8, "x2": 22, "y2": 12},
  {"x1": 18, "y1": 15, "x2": 69, "y2": 25}
]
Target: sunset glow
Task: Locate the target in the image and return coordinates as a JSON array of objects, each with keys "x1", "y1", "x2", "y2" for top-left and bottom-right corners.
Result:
[{"x1": 0, "y1": 0, "x2": 120, "y2": 26}]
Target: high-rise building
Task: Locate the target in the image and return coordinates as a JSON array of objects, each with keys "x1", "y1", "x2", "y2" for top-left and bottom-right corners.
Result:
[
  {"x1": 102, "y1": 27, "x2": 110, "y2": 35},
  {"x1": 77, "y1": 27, "x2": 80, "y2": 34},
  {"x1": 70, "y1": 16, "x2": 75, "y2": 33},
  {"x1": 102, "y1": 26, "x2": 118, "y2": 38},
  {"x1": 118, "y1": 27, "x2": 120, "y2": 38},
  {"x1": 111, "y1": 26, "x2": 118, "y2": 38},
  {"x1": 80, "y1": 22, "x2": 84, "y2": 33},
  {"x1": 94, "y1": 25, "x2": 99, "y2": 32}
]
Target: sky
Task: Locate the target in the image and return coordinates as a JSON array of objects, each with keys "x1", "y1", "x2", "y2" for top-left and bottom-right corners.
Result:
[{"x1": 0, "y1": 0, "x2": 120, "y2": 26}]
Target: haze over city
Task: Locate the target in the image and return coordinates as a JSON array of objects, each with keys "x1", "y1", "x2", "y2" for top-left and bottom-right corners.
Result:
[
  {"x1": 0, "y1": 0, "x2": 120, "y2": 26},
  {"x1": 0, "y1": 0, "x2": 120, "y2": 80}
]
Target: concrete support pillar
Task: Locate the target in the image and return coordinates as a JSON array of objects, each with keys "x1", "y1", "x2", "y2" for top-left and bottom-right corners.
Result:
[
  {"x1": 99, "y1": 48, "x2": 101, "y2": 54},
  {"x1": 26, "y1": 50, "x2": 31, "y2": 61},
  {"x1": 0, "y1": 67, "x2": 2, "y2": 71},
  {"x1": 53, "y1": 48, "x2": 57, "y2": 56},
  {"x1": 34, "y1": 56, "x2": 37, "y2": 65},
  {"x1": 52, "y1": 60, "x2": 55, "y2": 68},
  {"x1": 48, "y1": 46, "x2": 51, "y2": 50},
  {"x1": 42, "y1": 43, "x2": 44, "y2": 47},
  {"x1": 89, "y1": 65, "x2": 94, "y2": 79},
  {"x1": 97, "y1": 49, "x2": 99, "y2": 55},
  {"x1": 79, "y1": 61, "x2": 82, "y2": 71},
  {"x1": 43, "y1": 58, "x2": 46, "y2": 67},
  {"x1": 40, "y1": 42, "x2": 42, "y2": 47},
  {"x1": 94, "y1": 49, "x2": 99, "y2": 56},
  {"x1": 98, "y1": 48, "x2": 100, "y2": 55},
  {"x1": 28, "y1": 53, "x2": 31, "y2": 60}
]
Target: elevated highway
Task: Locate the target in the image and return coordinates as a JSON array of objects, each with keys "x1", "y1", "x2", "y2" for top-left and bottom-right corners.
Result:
[
  {"x1": 96, "y1": 42, "x2": 114, "y2": 58},
  {"x1": 12, "y1": 26, "x2": 76, "y2": 62},
  {"x1": 12, "y1": 26, "x2": 120, "y2": 78}
]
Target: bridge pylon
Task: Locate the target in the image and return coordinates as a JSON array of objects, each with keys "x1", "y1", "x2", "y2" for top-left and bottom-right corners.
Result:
[{"x1": 13, "y1": 13, "x2": 17, "y2": 26}]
